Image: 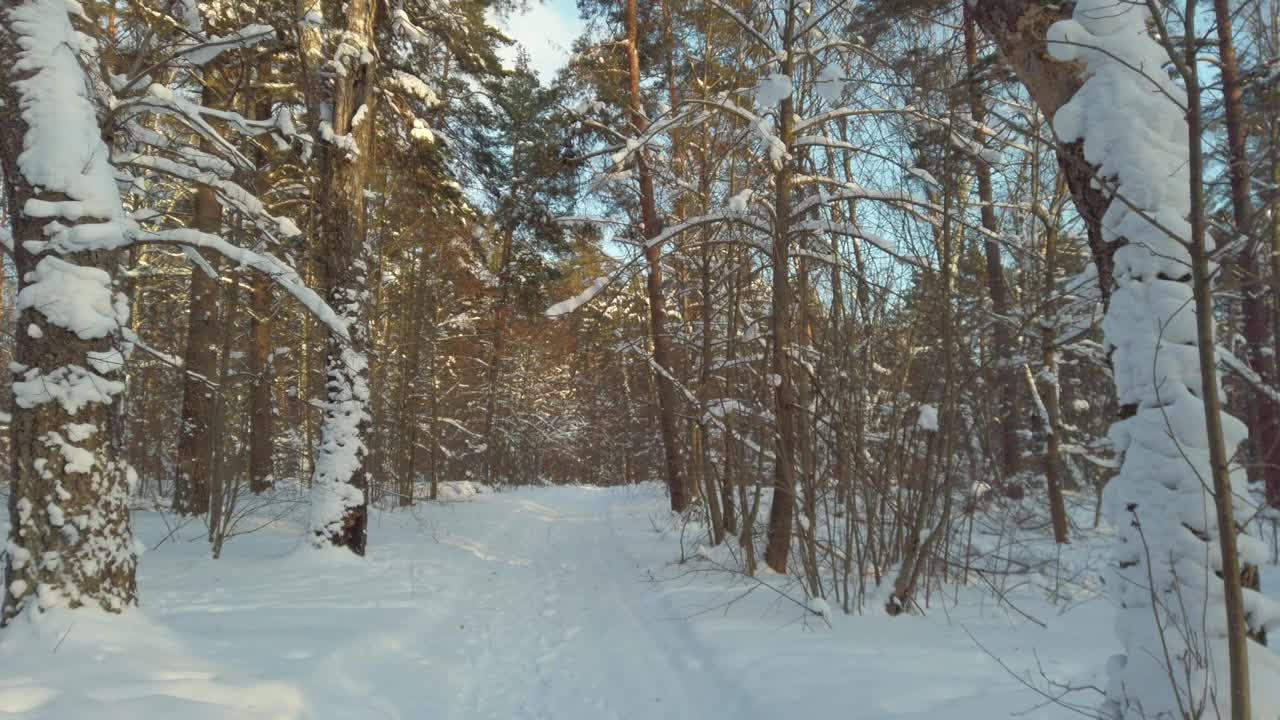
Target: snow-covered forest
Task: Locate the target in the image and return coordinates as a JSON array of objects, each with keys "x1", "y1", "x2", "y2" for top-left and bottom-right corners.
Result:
[{"x1": 2, "y1": 0, "x2": 1280, "y2": 717}]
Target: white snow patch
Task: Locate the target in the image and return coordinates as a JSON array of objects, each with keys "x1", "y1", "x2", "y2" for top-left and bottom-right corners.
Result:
[
  {"x1": 917, "y1": 404, "x2": 938, "y2": 431},
  {"x1": 755, "y1": 73, "x2": 794, "y2": 108},
  {"x1": 545, "y1": 277, "x2": 609, "y2": 317}
]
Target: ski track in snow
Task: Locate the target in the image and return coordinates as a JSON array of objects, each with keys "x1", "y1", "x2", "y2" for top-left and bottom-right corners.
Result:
[{"x1": 0, "y1": 485, "x2": 1119, "y2": 719}]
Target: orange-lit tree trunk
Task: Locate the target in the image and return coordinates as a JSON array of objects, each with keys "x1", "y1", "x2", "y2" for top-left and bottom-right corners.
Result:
[
  {"x1": 626, "y1": 0, "x2": 688, "y2": 513},
  {"x1": 1212, "y1": 0, "x2": 1280, "y2": 507}
]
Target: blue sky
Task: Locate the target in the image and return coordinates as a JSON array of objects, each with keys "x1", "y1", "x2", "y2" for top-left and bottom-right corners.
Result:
[{"x1": 490, "y1": 0, "x2": 585, "y2": 80}]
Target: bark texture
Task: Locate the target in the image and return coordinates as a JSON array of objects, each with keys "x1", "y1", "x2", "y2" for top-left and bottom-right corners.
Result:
[
  {"x1": 969, "y1": 0, "x2": 1114, "y2": 307},
  {"x1": 248, "y1": 74, "x2": 276, "y2": 495},
  {"x1": 1, "y1": 0, "x2": 137, "y2": 623},
  {"x1": 174, "y1": 177, "x2": 222, "y2": 514},
  {"x1": 763, "y1": 6, "x2": 798, "y2": 574},
  {"x1": 308, "y1": 0, "x2": 379, "y2": 554},
  {"x1": 626, "y1": 0, "x2": 688, "y2": 514}
]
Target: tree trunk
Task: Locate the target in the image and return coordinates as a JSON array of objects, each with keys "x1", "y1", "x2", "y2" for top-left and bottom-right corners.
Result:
[
  {"x1": 483, "y1": 227, "x2": 514, "y2": 486},
  {"x1": 721, "y1": 246, "x2": 745, "y2": 536},
  {"x1": 796, "y1": 247, "x2": 820, "y2": 593},
  {"x1": 247, "y1": 271, "x2": 274, "y2": 494},
  {"x1": 1, "y1": 0, "x2": 138, "y2": 622},
  {"x1": 366, "y1": 234, "x2": 391, "y2": 504},
  {"x1": 427, "y1": 267, "x2": 441, "y2": 502},
  {"x1": 1212, "y1": 0, "x2": 1280, "y2": 509},
  {"x1": 969, "y1": 0, "x2": 1113, "y2": 308},
  {"x1": 208, "y1": 272, "x2": 240, "y2": 554},
  {"x1": 1184, "y1": 20, "x2": 1252, "y2": 717},
  {"x1": 174, "y1": 78, "x2": 225, "y2": 515},
  {"x1": 174, "y1": 218, "x2": 220, "y2": 514},
  {"x1": 763, "y1": 3, "x2": 798, "y2": 574},
  {"x1": 626, "y1": 0, "x2": 688, "y2": 513},
  {"x1": 397, "y1": 248, "x2": 427, "y2": 506},
  {"x1": 247, "y1": 68, "x2": 275, "y2": 495},
  {"x1": 964, "y1": 9, "x2": 1020, "y2": 488},
  {"x1": 697, "y1": 228, "x2": 724, "y2": 546},
  {"x1": 307, "y1": 0, "x2": 378, "y2": 554},
  {"x1": 1272, "y1": 113, "x2": 1280, "y2": 509},
  {"x1": 1040, "y1": 216, "x2": 1070, "y2": 545}
]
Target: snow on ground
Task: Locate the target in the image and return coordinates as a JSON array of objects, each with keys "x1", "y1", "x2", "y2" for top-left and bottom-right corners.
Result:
[{"x1": 0, "y1": 484, "x2": 1119, "y2": 719}]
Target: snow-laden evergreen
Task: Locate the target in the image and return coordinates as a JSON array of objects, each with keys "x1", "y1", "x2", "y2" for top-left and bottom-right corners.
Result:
[{"x1": 1047, "y1": 2, "x2": 1280, "y2": 716}]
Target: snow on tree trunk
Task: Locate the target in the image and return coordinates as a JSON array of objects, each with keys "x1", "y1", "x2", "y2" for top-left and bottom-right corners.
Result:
[
  {"x1": 0, "y1": 0, "x2": 138, "y2": 623},
  {"x1": 307, "y1": 257, "x2": 373, "y2": 555},
  {"x1": 1046, "y1": 2, "x2": 1280, "y2": 716},
  {"x1": 306, "y1": 0, "x2": 378, "y2": 555}
]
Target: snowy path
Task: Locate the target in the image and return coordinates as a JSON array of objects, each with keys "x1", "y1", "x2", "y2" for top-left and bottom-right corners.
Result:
[
  {"x1": 0, "y1": 485, "x2": 1114, "y2": 720},
  {"x1": 404, "y1": 490, "x2": 749, "y2": 720}
]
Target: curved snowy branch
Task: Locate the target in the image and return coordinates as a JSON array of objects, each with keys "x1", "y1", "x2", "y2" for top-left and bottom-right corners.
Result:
[{"x1": 133, "y1": 227, "x2": 348, "y2": 340}]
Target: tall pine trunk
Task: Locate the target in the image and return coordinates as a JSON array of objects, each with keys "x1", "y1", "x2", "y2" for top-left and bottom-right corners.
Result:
[
  {"x1": 396, "y1": 248, "x2": 427, "y2": 506},
  {"x1": 247, "y1": 67, "x2": 275, "y2": 495},
  {"x1": 763, "y1": 3, "x2": 798, "y2": 574},
  {"x1": 1, "y1": 0, "x2": 138, "y2": 622},
  {"x1": 307, "y1": 0, "x2": 378, "y2": 554},
  {"x1": 174, "y1": 78, "x2": 224, "y2": 515},
  {"x1": 1214, "y1": 0, "x2": 1280, "y2": 510},
  {"x1": 626, "y1": 0, "x2": 688, "y2": 513},
  {"x1": 483, "y1": 227, "x2": 514, "y2": 486}
]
